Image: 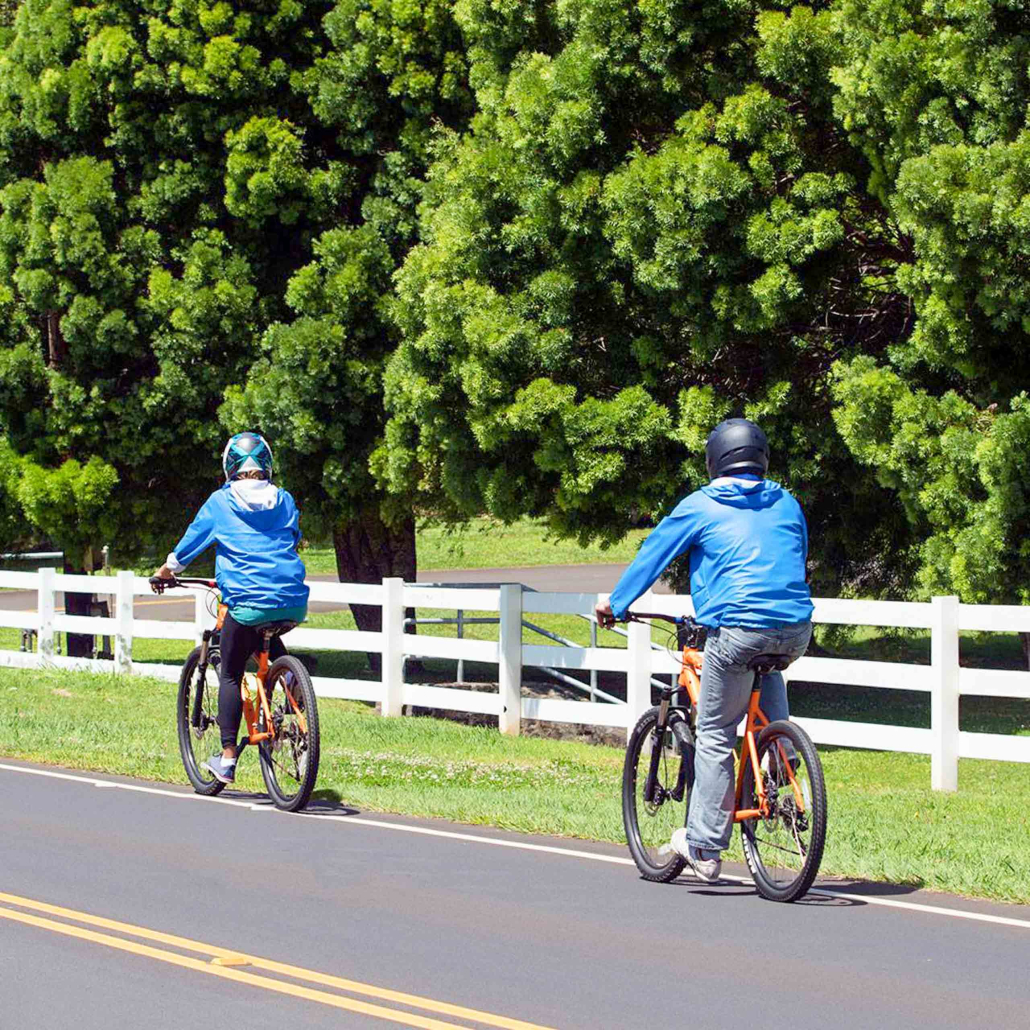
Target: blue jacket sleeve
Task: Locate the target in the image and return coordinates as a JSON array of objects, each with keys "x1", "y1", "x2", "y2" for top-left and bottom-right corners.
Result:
[
  {"x1": 171, "y1": 496, "x2": 219, "y2": 569},
  {"x1": 283, "y1": 490, "x2": 302, "y2": 547},
  {"x1": 609, "y1": 508, "x2": 700, "y2": 620}
]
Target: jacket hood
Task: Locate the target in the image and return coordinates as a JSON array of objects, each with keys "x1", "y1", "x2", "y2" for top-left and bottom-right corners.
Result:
[
  {"x1": 223, "y1": 480, "x2": 286, "y2": 523},
  {"x1": 700, "y1": 477, "x2": 785, "y2": 509}
]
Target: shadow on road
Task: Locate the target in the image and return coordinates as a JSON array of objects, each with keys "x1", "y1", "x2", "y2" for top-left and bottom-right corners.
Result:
[
  {"x1": 815, "y1": 878, "x2": 923, "y2": 898},
  {"x1": 668, "y1": 880, "x2": 869, "y2": 907}
]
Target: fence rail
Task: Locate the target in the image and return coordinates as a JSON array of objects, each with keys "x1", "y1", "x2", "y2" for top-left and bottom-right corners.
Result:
[{"x1": 0, "y1": 569, "x2": 1028, "y2": 789}]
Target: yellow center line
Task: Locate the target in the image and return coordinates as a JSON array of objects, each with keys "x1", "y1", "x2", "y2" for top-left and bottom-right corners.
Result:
[{"x1": 0, "y1": 892, "x2": 557, "y2": 1030}]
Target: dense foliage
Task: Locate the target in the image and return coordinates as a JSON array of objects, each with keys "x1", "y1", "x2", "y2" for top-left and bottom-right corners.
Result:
[
  {"x1": 1, "y1": 0, "x2": 1030, "y2": 620},
  {"x1": 0, "y1": 0, "x2": 335, "y2": 567},
  {"x1": 0, "y1": 0, "x2": 469, "y2": 597},
  {"x1": 830, "y1": 0, "x2": 1030, "y2": 613},
  {"x1": 378, "y1": 0, "x2": 916, "y2": 595}
]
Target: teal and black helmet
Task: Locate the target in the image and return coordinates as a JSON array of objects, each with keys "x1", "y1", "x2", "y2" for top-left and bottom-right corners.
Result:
[{"x1": 222, "y1": 432, "x2": 274, "y2": 481}]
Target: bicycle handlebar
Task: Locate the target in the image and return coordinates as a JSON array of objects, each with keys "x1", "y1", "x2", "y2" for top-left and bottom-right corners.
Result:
[
  {"x1": 624, "y1": 611, "x2": 683, "y2": 625},
  {"x1": 149, "y1": 575, "x2": 217, "y2": 594},
  {"x1": 624, "y1": 611, "x2": 707, "y2": 649}
]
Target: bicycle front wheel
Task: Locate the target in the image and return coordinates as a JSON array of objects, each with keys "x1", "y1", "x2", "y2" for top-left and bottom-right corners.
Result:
[
  {"x1": 740, "y1": 719, "x2": 827, "y2": 902},
  {"x1": 622, "y1": 707, "x2": 695, "y2": 882},
  {"x1": 176, "y1": 646, "x2": 225, "y2": 796},
  {"x1": 258, "y1": 655, "x2": 320, "y2": 812}
]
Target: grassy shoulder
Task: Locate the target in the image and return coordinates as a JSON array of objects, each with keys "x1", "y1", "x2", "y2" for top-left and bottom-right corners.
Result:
[{"x1": 1, "y1": 665, "x2": 1027, "y2": 905}]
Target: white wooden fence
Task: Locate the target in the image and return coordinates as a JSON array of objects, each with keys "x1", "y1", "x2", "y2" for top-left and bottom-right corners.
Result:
[{"x1": 0, "y1": 569, "x2": 1028, "y2": 790}]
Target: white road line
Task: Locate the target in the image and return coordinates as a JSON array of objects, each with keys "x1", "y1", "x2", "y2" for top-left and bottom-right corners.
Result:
[{"x1": 2, "y1": 761, "x2": 1029, "y2": 931}]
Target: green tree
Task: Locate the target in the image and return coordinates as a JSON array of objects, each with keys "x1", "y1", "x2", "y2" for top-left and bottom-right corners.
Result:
[
  {"x1": 223, "y1": 0, "x2": 472, "y2": 637},
  {"x1": 829, "y1": 0, "x2": 1030, "y2": 658},
  {"x1": 379, "y1": 0, "x2": 916, "y2": 597},
  {"x1": 0, "y1": 0, "x2": 336, "y2": 648}
]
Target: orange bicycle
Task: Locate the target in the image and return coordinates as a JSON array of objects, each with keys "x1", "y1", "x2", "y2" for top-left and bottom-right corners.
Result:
[
  {"x1": 151, "y1": 576, "x2": 320, "y2": 812},
  {"x1": 621, "y1": 613, "x2": 826, "y2": 902}
]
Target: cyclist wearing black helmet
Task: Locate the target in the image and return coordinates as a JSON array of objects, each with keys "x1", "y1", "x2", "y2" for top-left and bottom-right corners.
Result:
[
  {"x1": 596, "y1": 419, "x2": 813, "y2": 884},
  {"x1": 153, "y1": 432, "x2": 309, "y2": 784}
]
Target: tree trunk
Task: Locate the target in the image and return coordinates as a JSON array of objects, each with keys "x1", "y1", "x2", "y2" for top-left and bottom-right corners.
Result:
[
  {"x1": 62, "y1": 555, "x2": 93, "y2": 658},
  {"x1": 46, "y1": 311, "x2": 66, "y2": 368},
  {"x1": 332, "y1": 510, "x2": 417, "y2": 675},
  {"x1": 1021, "y1": 632, "x2": 1030, "y2": 671}
]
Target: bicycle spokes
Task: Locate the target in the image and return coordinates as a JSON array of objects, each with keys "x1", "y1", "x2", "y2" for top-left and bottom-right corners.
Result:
[
  {"x1": 188, "y1": 668, "x2": 219, "y2": 762},
  {"x1": 747, "y1": 742, "x2": 815, "y2": 884},
  {"x1": 264, "y1": 673, "x2": 308, "y2": 784},
  {"x1": 629, "y1": 719, "x2": 691, "y2": 872}
]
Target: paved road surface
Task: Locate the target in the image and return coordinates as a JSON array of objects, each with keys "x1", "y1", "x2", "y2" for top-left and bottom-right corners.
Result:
[
  {"x1": 2, "y1": 759, "x2": 1028, "y2": 1029},
  {"x1": 3, "y1": 564, "x2": 663, "y2": 624}
]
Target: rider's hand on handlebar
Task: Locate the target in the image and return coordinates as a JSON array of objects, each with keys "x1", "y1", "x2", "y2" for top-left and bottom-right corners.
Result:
[
  {"x1": 594, "y1": 599, "x2": 616, "y2": 630},
  {"x1": 151, "y1": 565, "x2": 175, "y2": 593}
]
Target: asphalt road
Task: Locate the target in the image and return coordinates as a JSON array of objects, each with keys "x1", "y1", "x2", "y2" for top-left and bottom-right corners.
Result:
[
  {"x1": 1, "y1": 564, "x2": 659, "y2": 624},
  {"x1": 2, "y1": 759, "x2": 1029, "y2": 1029}
]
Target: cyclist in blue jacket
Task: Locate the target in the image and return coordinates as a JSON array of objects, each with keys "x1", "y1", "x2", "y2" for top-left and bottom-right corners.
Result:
[
  {"x1": 153, "y1": 432, "x2": 309, "y2": 784},
  {"x1": 596, "y1": 419, "x2": 813, "y2": 884}
]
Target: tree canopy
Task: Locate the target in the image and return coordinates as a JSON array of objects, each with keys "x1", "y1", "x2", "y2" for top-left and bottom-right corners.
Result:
[
  {"x1": 0, "y1": 0, "x2": 338, "y2": 567},
  {"x1": 1, "y1": 0, "x2": 1030, "y2": 623},
  {"x1": 377, "y1": 0, "x2": 917, "y2": 595}
]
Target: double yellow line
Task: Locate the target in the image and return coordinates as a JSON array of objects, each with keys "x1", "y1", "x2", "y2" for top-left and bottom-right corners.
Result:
[{"x1": 0, "y1": 891, "x2": 556, "y2": 1030}]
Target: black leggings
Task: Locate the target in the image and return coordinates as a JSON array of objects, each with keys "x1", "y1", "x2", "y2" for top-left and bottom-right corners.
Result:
[{"x1": 217, "y1": 612, "x2": 286, "y2": 749}]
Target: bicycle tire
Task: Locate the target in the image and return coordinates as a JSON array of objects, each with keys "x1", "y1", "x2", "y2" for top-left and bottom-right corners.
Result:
[
  {"x1": 740, "y1": 719, "x2": 826, "y2": 902},
  {"x1": 258, "y1": 655, "x2": 320, "y2": 812},
  {"x1": 622, "y1": 706, "x2": 695, "y2": 882},
  {"x1": 176, "y1": 645, "x2": 225, "y2": 797}
]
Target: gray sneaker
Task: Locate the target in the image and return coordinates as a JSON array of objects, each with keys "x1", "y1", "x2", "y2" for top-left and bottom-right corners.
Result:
[
  {"x1": 686, "y1": 845, "x2": 722, "y2": 884},
  {"x1": 204, "y1": 754, "x2": 237, "y2": 784},
  {"x1": 670, "y1": 828, "x2": 722, "y2": 883}
]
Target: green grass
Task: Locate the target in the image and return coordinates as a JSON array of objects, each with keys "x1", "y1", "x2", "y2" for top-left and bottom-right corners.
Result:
[
  {"x1": 0, "y1": 664, "x2": 1027, "y2": 904},
  {"x1": 298, "y1": 516, "x2": 649, "y2": 575},
  {"x1": 3, "y1": 613, "x2": 1029, "y2": 735},
  {"x1": 0, "y1": 516, "x2": 643, "y2": 580}
]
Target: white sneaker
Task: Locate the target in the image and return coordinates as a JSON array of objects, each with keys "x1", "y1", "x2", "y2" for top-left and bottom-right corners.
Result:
[{"x1": 670, "y1": 828, "x2": 722, "y2": 883}]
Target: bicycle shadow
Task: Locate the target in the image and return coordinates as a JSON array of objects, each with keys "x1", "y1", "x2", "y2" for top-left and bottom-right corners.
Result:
[
  {"x1": 297, "y1": 789, "x2": 361, "y2": 817},
  {"x1": 216, "y1": 788, "x2": 362, "y2": 817},
  {"x1": 665, "y1": 880, "x2": 864, "y2": 906},
  {"x1": 661, "y1": 873, "x2": 917, "y2": 907}
]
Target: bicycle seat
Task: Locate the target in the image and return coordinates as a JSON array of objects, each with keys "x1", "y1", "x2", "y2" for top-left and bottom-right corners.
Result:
[
  {"x1": 256, "y1": 621, "x2": 298, "y2": 638},
  {"x1": 747, "y1": 653, "x2": 793, "y2": 674}
]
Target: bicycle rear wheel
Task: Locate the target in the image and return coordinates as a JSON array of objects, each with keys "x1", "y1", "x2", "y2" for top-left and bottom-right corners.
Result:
[
  {"x1": 740, "y1": 720, "x2": 826, "y2": 902},
  {"x1": 176, "y1": 646, "x2": 225, "y2": 796},
  {"x1": 622, "y1": 707, "x2": 695, "y2": 882},
  {"x1": 257, "y1": 655, "x2": 320, "y2": 812}
]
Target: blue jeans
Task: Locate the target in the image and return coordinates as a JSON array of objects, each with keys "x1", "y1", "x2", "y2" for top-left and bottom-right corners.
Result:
[{"x1": 685, "y1": 621, "x2": 813, "y2": 853}]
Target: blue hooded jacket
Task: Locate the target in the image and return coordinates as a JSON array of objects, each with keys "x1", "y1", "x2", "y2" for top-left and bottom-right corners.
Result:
[
  {"x1": 170, "y1": 483, "x2": 309, "y2": 614},
  {"x1": 609, "y1": 477, "x2": 813, "y2": 628}
]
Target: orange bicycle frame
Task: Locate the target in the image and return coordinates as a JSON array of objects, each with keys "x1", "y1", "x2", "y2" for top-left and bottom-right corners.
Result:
[
  {"x1": 215, "y1": 604, "x2": 295, "y2": 745},
  {"x1": 677, "y1": 648, "x2": 804, "y2": 821}
]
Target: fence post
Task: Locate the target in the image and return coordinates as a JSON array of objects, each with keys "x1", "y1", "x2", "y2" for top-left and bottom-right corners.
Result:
[
  {"x1": 37, "y1": 566, "x2": 56, "y2": 664},
  {"x1": 626, "y1": 595, "x2": 653, "y2": 740},
  {"x1": 381, "y1": 577, "x2": 405, "y2": 717},
  {"x1": 498, "y1": 583, "x2": 523, "y2": 736},
  {"x1": 456, "y1": 609, "x2": 465, "y2": 685},
  {"x1": 114, "y1": 570, "x2": 134, "y2": 674},
  {"x1": 930, "y1": 594, "x2": 960, "y2": 792}
]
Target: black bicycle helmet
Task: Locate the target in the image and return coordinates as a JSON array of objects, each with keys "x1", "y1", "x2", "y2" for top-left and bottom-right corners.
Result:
[{"x1": 705, "y1": 418, "x2": 769, "y2": 479}]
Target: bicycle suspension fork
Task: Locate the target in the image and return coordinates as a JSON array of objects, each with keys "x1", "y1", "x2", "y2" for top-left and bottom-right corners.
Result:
[
  {"x1": 191, "y1": 629, "x2": 213, "y2": 731},
  {"x1": 643, "y1": 695, "x2": 672, "y2": 804}
]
